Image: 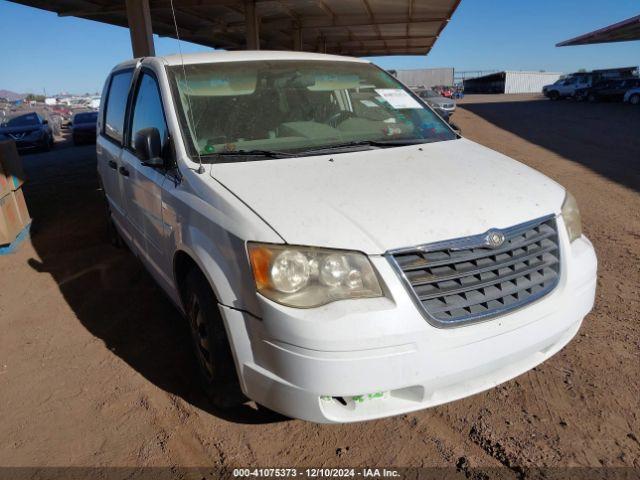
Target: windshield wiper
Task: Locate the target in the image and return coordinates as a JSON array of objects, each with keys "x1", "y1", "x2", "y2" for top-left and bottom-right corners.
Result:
[
  {"x1": 297, "y1": 139, "x2": 435, "y2": 155},
  {"x1": 200, "y1": 149, "x2": 296, "y2": 160}
]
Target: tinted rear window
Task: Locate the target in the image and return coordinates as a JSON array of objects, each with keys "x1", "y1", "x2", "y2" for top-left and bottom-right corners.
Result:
[
  {"x1": 74, "y1": 112, "x2": 98, "y2": 123},
  {"x1": 1, "y1": 113, "x2": 39, "y2": 127},
  {"x1": 104, "y1": 71, "x2": 133, "y2": 143}
]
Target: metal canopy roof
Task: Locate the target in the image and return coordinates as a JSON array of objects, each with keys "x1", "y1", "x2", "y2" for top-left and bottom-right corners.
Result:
[
  {"x1": 10, "y1": 0, "x2": 461, "y2": 56},
  {"x1": 557, "y1": 15, "x2": 640, "y2": 47}
]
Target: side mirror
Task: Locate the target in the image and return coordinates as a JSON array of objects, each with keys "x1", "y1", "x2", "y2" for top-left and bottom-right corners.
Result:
[
  {"x1": 42, "y1": 119, "x2": 48, "y2": 125},
  {"x1": 134, "y1": 127, "x2": 164, "y2": 167}
]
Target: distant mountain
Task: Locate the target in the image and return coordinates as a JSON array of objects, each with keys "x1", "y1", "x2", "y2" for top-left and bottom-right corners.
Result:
[{"x1": 0, "y1": 90, "x2": 25, "y2": 101}]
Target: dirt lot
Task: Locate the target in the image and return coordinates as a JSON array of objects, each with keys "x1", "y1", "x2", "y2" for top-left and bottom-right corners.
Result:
[{"x1": 0, "y1": 94, "x2": 638, "y2": 475}]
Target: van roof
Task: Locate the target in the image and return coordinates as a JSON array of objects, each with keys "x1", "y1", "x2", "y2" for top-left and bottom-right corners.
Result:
[{"x1": 112, "y1": 50, "x2": 369, "y2": 71}]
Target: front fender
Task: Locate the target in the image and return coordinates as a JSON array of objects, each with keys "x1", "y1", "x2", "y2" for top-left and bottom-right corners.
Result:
[
  {"x1": 167, "y1": 170, "x2": 282, "y2": 317},
  {"x1": 177, "y1": 226, "x2": 260, "y2": 314}
]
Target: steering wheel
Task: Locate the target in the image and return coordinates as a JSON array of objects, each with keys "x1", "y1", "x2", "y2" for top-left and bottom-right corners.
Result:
[{"x1": 326, "y1": 110, "x2": 357, "y2": 128}]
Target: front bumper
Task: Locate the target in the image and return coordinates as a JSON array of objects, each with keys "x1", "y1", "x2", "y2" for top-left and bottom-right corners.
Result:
[{"x1": 222, "y1": 227, "x2": 597, "y2": 423}]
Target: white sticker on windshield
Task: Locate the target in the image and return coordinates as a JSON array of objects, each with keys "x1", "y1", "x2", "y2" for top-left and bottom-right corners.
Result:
[
  {"x1": 360, "y1": 100, "x2": 378, "y2": 108},
  {"x1": 375, "y1": 89, "x2": 423, "y2": 109}
]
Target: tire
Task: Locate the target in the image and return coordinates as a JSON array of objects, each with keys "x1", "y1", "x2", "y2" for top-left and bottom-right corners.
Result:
[
  {"x1": 588, "y1": 93, "x2": 597, "y2": 103},
  {"x1": 184, "y1": 269, "x2": 246, "y2": 409},
  {"x1": 548, "y1": 90, "x2": 560, "y2": 101},
  {"x1": 630, "y1": 94, "x2": 640, "y2": 106}
]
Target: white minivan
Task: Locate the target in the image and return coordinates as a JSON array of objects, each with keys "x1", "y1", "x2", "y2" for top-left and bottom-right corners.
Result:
[{"x1": 97, "y1": 51, "x2": 597, "y2": 423}]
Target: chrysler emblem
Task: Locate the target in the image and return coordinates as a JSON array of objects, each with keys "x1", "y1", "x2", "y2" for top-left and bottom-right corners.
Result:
[{"x1": 485, "y1": 230, "x2": 505, "y2": 249}]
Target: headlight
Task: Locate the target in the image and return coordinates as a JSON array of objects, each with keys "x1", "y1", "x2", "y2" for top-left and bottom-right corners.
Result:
[
  {"x1": 247, "y1": 243, "x2": 383, "y2": 308},
  {"x1": 561, "y1": 191, "x2": 582, "y2": 243}
]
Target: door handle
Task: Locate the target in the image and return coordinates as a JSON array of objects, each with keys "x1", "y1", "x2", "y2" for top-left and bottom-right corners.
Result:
[
  {"x1": 119, "y1": 166, "x2": 130, "y2": 177},
  {"x1": 107, "y1": 160, "x2": 118, "y2": 170}
]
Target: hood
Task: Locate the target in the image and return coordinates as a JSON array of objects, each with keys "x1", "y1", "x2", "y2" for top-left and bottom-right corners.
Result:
[{"x1": 210, "y1": 138, "x2": 565, "y2": 254}]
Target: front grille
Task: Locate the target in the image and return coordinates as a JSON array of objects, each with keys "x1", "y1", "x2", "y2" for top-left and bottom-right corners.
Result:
[{"x1": 388, "y1": 216, "x2": 561, "y2": 327}]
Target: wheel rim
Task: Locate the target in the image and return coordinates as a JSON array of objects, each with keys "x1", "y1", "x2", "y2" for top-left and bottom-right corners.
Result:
[
  {"x1": 189, "y1": 295, "x2": 214, "y2": 379},
  {"x1": 632, "y1": 95, "x2": 639, "y2": 105}
]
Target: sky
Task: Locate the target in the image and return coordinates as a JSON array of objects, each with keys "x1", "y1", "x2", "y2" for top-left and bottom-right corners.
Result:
[{"x1": 0, "y1": 0, "x2": 638, "y2": 94}]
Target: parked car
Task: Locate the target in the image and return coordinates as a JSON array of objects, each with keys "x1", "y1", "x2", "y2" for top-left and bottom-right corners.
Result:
[
  {"x1": 0, "y1": 112, "x2": 53, "y2": 151},
  {"x1": 71, "y1": 111, "x2": 98, "y2": 145},
  {"x1": 437, "y1": 86, "x2": 454, "y2": 98},
  {"x1": 543, "y1": 76, "x2": 591, "y2": 100},
  {"x1": 578, "y1": 78, "x2": 640, "y2": 103},
  {"x1": 98, "y1": 51, "x2": 597, "y2": 423},
  {"x1": 413, "y1": 88, "x2": 456, "y2": 121},
  {"x1": 623, "y1": 87, "x2": 640, "y2": 105}
]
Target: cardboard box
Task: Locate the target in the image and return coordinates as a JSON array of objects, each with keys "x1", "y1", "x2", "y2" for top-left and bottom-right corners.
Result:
[
  {"x1": 0, "y1": 192, "x2": 22, "y2": 246},
  {"x1": 0, "y1": 140, "x2": 26, "y2": 191},
  {"x1": 0, "y1": 160, "x2": 11, "y2": 198},
  {"x1": 12, "y1": 187, "x2": 31, "y2": 227}
]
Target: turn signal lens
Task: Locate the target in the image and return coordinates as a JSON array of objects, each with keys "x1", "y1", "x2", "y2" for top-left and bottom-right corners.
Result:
[
  {"x1": 248, "y1": 245, "x2": 273, "y2": 290},
  {"x1": 247, "y1": 243, "x2": 383, "y2": 308},
  {"x1": 561, "y1": 191, "x2": 583, "y2": 243}
]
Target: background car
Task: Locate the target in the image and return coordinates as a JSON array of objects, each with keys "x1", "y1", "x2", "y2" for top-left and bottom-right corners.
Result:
[
  {"x1": 0, "y1": 112, "x2": 54, "y2": 151},
  {"x1": 543, "y1": 75, "x2": 592, "y2": 100},
  {"x1": 413, "y1": 88, "x2": 456, "y2": 121},
  {"x1": 623, "y1": 86, "x2": 640, "y2": 105},
  {"x1": 581, "y1": 78, "x2": 640, "y2": 102},
  {"x1": 71, "y1": 111, "x2": 98, "y2": 145}
]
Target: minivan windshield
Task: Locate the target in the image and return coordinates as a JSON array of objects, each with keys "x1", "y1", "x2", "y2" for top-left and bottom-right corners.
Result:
[{"x1": 167, "y1": 60, "x2": 456, "y2": 160}]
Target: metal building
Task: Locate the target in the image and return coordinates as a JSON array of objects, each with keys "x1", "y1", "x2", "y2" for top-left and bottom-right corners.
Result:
[
  {"x1": 463, "y1": 71, "x2": 563, "y2": 94},
  {"x1": 395, "y1": 68, "x2": 454, "y2": 88}
]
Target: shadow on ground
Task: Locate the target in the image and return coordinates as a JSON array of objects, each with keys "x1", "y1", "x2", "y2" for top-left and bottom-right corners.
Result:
[
  {"x1": 21, "y1": 132, "x2": 285, "y2": 425},
  {"x1": 460, "y1": 96, "x2": 640, "y2": 192}
]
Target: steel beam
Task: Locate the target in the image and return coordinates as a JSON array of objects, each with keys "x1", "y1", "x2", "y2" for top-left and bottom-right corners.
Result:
[
  {"x1": 244, "y1": 0, "x2": 260, "y2": 49},
  {"x1": 293, "y1": 26, "x2": 303, "y2": 51},
  {"x1": 125, "y1": 0, "x2": 156, "y2": 57}
]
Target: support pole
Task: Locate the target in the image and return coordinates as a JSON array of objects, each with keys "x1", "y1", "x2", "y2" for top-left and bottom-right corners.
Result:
[
  {"x1": 293, "y1": 26, "x2": 303, "y2": 51},
  {"x1": 244, "y1": 0, "x2": 260, "y2": 50},
  {"x1": 125, "y1": 0, "x2": 155, "y2": 58}
]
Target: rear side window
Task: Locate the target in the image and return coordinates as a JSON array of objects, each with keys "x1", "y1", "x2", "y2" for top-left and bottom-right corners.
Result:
[{"x1": 104, "y1": 70, "x2": 133, "y2": 143}]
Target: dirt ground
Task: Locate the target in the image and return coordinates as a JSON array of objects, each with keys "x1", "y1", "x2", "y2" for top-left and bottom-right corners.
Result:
[{"x1": 0, "y1": 94, "x2": 638, "y2": 475}]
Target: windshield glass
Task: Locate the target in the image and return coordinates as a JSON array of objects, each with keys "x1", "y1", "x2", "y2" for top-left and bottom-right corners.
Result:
[
  {"x1": 1, "y1": 113, "x2": 39, "y2": 128},
  {"x1": 167, "y1": 60, "x2": 456, "y2": 159},
  {"x1": 418, "y1": 89, "x2": 439, "y2": 98},
  {"x1": 74, "y1": 112, "x2": 98, "y2": 123}
]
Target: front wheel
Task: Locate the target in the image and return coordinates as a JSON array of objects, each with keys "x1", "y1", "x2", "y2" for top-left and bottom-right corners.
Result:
[
  {"x1": 630, "y1": 94, "x2": 640, "y2": 106},
  {"x1": 184, "y1": 269, "x2": 246, "y2": 409},
  {"x1": 548, "y1": 90, "x2": 560, "y2": 101}
]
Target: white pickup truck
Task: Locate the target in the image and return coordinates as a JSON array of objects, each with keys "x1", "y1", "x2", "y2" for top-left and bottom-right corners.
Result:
[
  {"x1": 97, "y1": 51, "x2": 597, "y2": 423},
  {"x1": 543, "y1": 76, "x2": 592, "y2": 100}
]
